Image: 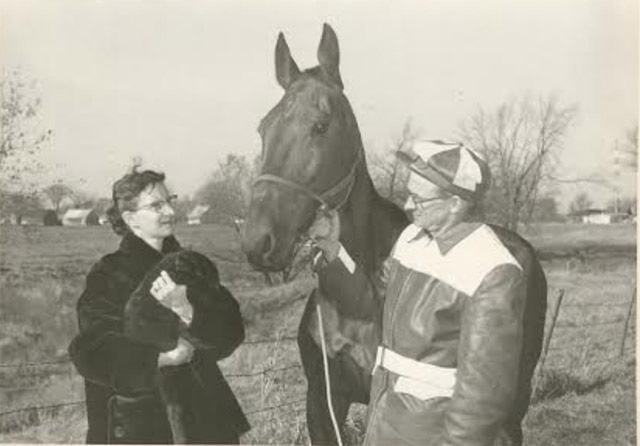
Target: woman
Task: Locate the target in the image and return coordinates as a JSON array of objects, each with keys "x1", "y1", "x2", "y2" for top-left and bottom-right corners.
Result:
[{"x1": 68, "y1": 168, "x2": 249, "y2": 444}]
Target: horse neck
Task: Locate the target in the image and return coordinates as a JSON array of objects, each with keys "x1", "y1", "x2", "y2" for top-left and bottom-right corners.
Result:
[{"x1": 338, "y1": 159, "x2": 389, "y2": 272}]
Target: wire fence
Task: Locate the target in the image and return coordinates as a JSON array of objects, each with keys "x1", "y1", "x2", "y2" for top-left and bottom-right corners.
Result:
[
  {"x1": 535, "y1": 286, "x2": 636, "y2": 378},
  {"x1": 0, "y1": 330, "x2": 308, "y2": 437},
  {"x1": 1, "y1": 284, "x2": 636, "y2": 440}
]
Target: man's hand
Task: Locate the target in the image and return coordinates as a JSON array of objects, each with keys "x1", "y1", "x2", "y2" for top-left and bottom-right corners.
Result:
[
  {"x1": 150, "y1": 271, "x2": 193, "y2": 324},
  {"x1": 308, "y1": 208, "x2": 341, "y2": 262},
  {"x1": 157, "y1": 337, "x2": 195, "y2": 368}
]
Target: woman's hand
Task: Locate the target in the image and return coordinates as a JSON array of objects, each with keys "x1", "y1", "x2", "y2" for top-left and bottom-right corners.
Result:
[
  {"x1": 150, "y1": 271, "x2": 193, "y2": 324},
  {"x1": 308, "y1": 208, "x2": 341, "y2": 262},
  {"x1": 157, "y1": 337, "x2": 195, "y2": 368}
]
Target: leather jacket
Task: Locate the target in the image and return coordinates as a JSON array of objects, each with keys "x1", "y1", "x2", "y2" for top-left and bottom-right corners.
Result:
[{"x1": 317, "y1": 222, "x2": 546, "y2": 446}]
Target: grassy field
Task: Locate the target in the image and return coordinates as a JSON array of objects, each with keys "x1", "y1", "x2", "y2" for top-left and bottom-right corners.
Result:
[{"x1": 0, "y1": 222, "x2": 636, "y2": 444}]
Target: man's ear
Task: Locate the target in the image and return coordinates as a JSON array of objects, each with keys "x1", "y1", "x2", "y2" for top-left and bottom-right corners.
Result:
[{"x1": 450, "y1": 196, "x2": 464, "y2": 214}]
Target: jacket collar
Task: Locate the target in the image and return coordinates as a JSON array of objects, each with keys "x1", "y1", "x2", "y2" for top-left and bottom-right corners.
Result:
[
  {"x1": 435, "y1": 221, "x2": 483, "y2": 255},
  {"x1": 119, "y1": 231, "x2": 182, "y2": 269},
  {"x1": 408, "y1": 221, "x2": 482, "y2": 256}
]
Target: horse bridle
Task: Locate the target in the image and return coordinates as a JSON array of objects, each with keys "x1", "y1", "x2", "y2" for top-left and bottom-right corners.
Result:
[{"x1": 252, "y1": 148, "x2": 363, "y2": 212}]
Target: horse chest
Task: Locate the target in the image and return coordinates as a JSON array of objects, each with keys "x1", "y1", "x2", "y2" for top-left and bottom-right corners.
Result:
[{"x1": 307, "y1": 288, "x2": 380, "y2": 372}]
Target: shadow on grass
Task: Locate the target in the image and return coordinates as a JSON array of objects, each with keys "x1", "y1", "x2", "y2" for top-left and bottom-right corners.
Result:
[{"x1": 532, "y1": 368, "x2": 611, "y2": 403}]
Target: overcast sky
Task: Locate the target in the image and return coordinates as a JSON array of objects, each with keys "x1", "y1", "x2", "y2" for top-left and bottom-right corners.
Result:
[{"x1": 1, "y1": 0, "x2": 637, "y2": 210}]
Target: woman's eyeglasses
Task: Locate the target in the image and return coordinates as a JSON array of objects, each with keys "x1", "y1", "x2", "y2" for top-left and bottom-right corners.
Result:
[{"x1": 137, "y1": 194, "x2": 178, "y2": 213}]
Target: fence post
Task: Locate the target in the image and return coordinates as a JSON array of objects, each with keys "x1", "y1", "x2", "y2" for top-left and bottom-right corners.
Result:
[
  {"x1": 619, "y1": 286, "x2": 636, "y2": 358},
  {"x1": 538, "y1": 289, "x2": 565, "y2": 375}
]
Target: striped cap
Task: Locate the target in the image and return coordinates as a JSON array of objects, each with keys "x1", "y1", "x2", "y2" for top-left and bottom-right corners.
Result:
[{"x1": 397, "y1": 140, "x2": 491, "y2": 201}]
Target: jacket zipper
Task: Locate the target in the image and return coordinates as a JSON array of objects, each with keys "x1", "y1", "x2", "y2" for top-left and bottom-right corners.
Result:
[{"x1": 364, "y1": 267, "x2": 412, "y2": 444}]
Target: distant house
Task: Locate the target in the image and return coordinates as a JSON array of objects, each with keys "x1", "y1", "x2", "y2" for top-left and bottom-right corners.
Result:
[
  {"x1": 62, "y1": 209, "x2": 99, "y2": 226},
  {"x1": 582, "y1": 209, "x2": 612, "y2": 224},
  {"x1": 569, "y1": 209, "x2": 632, "y2": 224},
  {"x1": 187, "y1": 205, "x2": 215, "y2": 225}
]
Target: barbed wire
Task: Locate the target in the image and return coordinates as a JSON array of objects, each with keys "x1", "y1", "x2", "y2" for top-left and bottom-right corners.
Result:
[
  {"x1": 542, "y1": 350, "x2": 633, "y2": 371},
  {"x1": 0, "y1": 358, "x2": 71, "y2": 369},
  {"x1": 0, "y1": 385, "x2": 49, "y2": 392},
  {"x1": 554, "y1": 318, "x2": 625, "y2": 329},
  {"x1": 0, "y1": 336, "x2": 299, "y2": 370},
  {"x1": 0, "y1": 401, "x2": 85, "y2": 418},
  {"x1": 242, "y1": 336, "x2": 298, "y2": 346},
  {"x1": 562, "y1": 302, "x2": 628, "y2": 308},
  {"x1": 226, "y1": 364, "x2": 302, "y2": 378},
  {"x1": 546, "y1": 335, "x2": 624, "y2": 352}
]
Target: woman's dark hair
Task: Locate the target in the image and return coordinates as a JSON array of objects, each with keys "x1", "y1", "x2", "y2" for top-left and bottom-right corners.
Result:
[{"x1": 106, "y1": 167, "x2": 166, "y2": 236}]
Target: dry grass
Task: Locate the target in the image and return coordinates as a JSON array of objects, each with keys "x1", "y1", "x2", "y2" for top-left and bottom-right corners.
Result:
[{"x1": 0, "y1": 223, "x2": 635, "y2": 444}]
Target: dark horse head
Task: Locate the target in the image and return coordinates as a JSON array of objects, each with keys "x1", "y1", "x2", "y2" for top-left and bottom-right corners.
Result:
[{"x1": 242, "y1": 24, "x2": 365, "y2": 271}]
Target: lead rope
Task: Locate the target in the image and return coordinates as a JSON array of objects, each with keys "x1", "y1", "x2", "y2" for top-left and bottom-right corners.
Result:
[
  {"x1": 311, "y1": 241, "x2": 344, "y2": 446},
  {"x1": 317, "y1": 300, "x2": 344, "y2": 446}
]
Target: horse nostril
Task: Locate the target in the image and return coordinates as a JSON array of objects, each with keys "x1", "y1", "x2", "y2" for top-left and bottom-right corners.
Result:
[{"x1": 259, "y1": 232, "x2": 275, "y2": 261}]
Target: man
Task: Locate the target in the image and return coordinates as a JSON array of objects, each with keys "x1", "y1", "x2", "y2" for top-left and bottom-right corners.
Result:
[{"x1": 310, "y1": 140, "x2": 545, "y2": 446}]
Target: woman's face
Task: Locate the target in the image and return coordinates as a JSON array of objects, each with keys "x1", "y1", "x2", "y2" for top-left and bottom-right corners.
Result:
[{"x1": 125, "y1": 182, "x2": 176, "y2": 240}]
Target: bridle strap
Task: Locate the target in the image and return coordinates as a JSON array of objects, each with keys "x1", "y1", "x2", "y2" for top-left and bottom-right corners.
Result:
[
  {"x1": 253, "y1": 148, "x2": 363, "y2": 211},
  {"x1": 253, "y1": 174, "x2": 328, "y2": 206}
]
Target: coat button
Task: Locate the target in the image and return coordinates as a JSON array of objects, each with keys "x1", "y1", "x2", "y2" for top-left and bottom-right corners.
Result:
[{"x1": 114, "y1": 426, "x2": 126, "y2": 438}]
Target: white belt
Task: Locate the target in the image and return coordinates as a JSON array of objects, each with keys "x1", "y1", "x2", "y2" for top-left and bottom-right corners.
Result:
[{"x1": 373, "y1": 346, "x2": 456, "y2": 400}]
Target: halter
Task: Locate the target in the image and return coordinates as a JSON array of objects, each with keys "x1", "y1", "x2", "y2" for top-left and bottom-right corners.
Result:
[{"x1": 252, "y1": 148, "x2": 363, "y2": 211}]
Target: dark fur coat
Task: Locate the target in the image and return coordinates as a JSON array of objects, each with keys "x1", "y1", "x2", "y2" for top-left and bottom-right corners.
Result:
[{"x1": 68, "y1": 233, "x2": 249, "y2": 444}]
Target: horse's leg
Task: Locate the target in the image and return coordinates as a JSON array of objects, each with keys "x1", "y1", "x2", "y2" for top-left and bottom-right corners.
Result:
[{"x1": 298, "y1": 297, "x2": 352, "y2": 445}]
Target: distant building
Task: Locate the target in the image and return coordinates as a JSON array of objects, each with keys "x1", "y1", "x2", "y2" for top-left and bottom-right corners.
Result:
[
  {"x1": 569, "y1": 209, "x2": 633, "y2": 224},
  {"x1": 187, "y1": 205, "x2": 216, "y2": 225},
  {"x1": 62, "y1": 209, "x2": 99, "y2": 226}
]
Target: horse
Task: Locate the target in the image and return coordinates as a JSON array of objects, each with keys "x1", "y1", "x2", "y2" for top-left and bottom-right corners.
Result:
[{"x1": 241, "y1": 24, "x2": 547, "y2": 445}]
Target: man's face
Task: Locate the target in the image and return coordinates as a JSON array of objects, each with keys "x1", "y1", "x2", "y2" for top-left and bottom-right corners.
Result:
[
  {"x1": 125, "y1": 182, "x2": 176, "y2": 240},
  {"x1": 403, "y1": 172, "x2": 454, "y2": 234}
]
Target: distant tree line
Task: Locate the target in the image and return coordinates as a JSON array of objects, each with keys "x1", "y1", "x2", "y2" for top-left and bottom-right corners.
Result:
[{"x1": 1, "y1": 69, "x2": 635, "y2": 230}]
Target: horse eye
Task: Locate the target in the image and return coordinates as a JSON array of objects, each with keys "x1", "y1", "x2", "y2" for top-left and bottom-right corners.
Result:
[{"x1": 312, "y1": 122, "x2": 329, "y2": 135}]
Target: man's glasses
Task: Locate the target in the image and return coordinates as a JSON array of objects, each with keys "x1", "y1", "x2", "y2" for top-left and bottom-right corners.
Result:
[
  {"x1": 406, "y1": 193, "x2": 448, "y2": 209},
  {"x1": 137, "y1": 194, "x2": 178, "y2": 213}
]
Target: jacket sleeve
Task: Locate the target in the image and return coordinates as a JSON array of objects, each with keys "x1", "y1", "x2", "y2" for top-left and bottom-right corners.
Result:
[
  {"x1": 317, "y1": 245, "x2": 391, "y2": 320},
  {"x1": 187, "y1": 284, "x2": 245, "y2": 360},
  {"x1": 442, "y1": 264, "x2": 527, "y2": 446},
  {"x1": 68, "y1": 264, "x2": 161, "y2": 395}
]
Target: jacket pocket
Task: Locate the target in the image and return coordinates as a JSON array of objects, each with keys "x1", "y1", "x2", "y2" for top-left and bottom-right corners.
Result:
[{"x1": 107, "y1": 393, "x2": 171, "y2": 444}]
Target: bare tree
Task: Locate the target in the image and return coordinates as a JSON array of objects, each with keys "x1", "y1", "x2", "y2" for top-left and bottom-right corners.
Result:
[
  {"x1": 530, "y1": 196, "x2": 562, "y2": 222},
  {"x1": 43, "y1": 182, "x2": 73, "y2": 213},
  {"x1": 568, "y1": 192, "x2": 593, "y2": 215},
  {"x1": 459, "y1": 95, "x2": 577, "y2": 231},
  {"x1": 617, "y1": 124, "x2": 638, "y2": 170},
  {"x1": 1, "y1": 70, "x2": 53, "y2": 220},
  {"x1": 194, "y1": 154, "x2": 253, "y2": 225},
  {"x1": 369, "y1": 118, "x2": 418, "y2": 206},
  {"x1": 0, "y1": 70, "x2": 51, "y2": 193}
]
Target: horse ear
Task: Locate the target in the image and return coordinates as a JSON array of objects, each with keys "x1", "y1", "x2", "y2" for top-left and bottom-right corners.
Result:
[
  {"x1": 317, "y1": 23, "x2": 343, "y2": 89},
  {"x1": 275, "y1": 32, "x2": 301, "y2": 90}
]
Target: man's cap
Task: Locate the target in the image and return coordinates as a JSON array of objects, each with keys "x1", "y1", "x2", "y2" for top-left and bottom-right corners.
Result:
[{"x1": 397, "y1": 139, "x2": 491, "y2": 201}]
